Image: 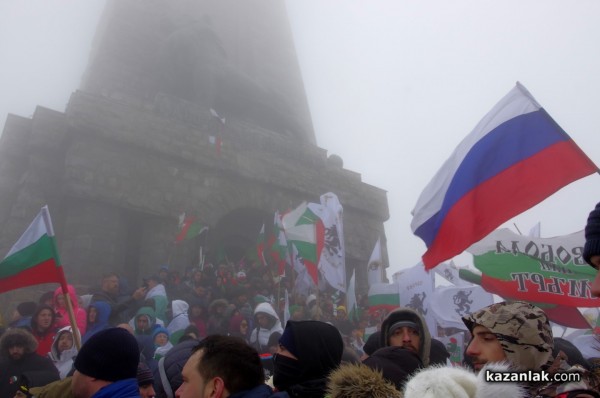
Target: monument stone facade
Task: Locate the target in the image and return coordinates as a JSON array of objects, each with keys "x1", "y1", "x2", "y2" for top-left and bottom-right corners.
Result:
[{"x1": 0, "y1": 0, "x2": 389, "y2": 292}]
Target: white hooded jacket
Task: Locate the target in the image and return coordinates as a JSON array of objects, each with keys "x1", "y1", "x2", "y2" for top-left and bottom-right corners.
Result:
[
  {"x1": 167, "y1": 300, "x2": 190, "y2": 336},
  {"x1": 249, "y1": 302, "x2": 283, "y2": 353},
  {"x1": 47, "y1": 326, "x2": 78, "y2": 379}
]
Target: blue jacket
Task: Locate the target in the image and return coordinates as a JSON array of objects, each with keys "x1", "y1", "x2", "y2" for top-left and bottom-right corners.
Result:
[
  {"x1": 230, "y1": 384, "x2": 278, "y2": 398},
  {"x1": 92, "y1": 378, "x2": 140, "y2": 398}
]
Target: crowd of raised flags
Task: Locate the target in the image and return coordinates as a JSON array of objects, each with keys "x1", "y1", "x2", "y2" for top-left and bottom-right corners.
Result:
[{"x1": 1, "y1": 82, "x2": 600, "y2": 392}]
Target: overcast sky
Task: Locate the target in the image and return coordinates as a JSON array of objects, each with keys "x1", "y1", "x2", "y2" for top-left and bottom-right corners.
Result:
[{"x1": 1, "y1": 1, "x2": 600, "y2": 277}]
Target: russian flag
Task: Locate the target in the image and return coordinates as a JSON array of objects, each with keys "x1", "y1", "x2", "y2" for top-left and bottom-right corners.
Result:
[{"x1": 411, "y1": 82, "x2": 598, "y2": 270}]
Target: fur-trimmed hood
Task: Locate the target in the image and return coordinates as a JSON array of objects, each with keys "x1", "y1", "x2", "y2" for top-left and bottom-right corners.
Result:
[
  {"x1": 403, "y1": 362, "x2": 526, "y2": 398},
  {"x1": 0, "y1": 328, "x2": 38, "y2": 356},
  {"x1": 327, "y1": 362, "x2": 401, "y2": 398}
]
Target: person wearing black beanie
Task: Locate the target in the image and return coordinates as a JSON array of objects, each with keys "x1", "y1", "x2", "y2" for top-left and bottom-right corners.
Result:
[
  {"x1": 71, "y1": 327, "x2": 141, "y2": 398},
  {"x1": 583, "y1": 201, "x2": 600, "y2": 297},
  {"x1": 273, "y1": 320, "x2": 344, "y2": 398}
]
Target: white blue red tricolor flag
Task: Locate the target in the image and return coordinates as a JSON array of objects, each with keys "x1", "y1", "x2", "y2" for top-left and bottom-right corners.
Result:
[{"x1": 411, "y1": 82, "x2": 598, "y2": 270}]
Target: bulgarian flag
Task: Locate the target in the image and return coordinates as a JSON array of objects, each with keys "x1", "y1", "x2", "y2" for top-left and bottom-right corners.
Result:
[
  {"x1": 367, "y1": 283, "x2": 400, "y2": 314},
  {"x1": 0, "y1": 206, "x2": 65, "y2": 293},
  {"x1": 282, "y1": 202, "x2": 324, "y2": 286},
  {"x1": 176, "y1": 213, "x2": 208, "y2": 242}
]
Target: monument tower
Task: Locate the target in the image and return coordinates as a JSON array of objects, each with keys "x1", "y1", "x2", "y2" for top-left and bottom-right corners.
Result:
[{"x1": 0, "y1": 0, "x2": 389, "y2": 290}]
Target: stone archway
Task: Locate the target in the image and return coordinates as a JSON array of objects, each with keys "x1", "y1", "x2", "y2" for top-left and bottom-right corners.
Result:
[{"x1": 207, "y1": 207, "x2": 272, "y2": 265}]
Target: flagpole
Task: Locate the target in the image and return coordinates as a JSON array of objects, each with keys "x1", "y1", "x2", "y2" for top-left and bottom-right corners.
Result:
[{"x1": 41, "y1": 206, "x2": 82, "y2": 350}]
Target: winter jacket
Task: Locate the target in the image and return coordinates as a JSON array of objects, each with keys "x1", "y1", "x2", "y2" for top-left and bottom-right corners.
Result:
[
  {"x1": 154, "y1": 339, "x2": 198, "y2": 398},
  {"x1": 146, "y1": 283, "x2": 168, "y2": 322},
  {"x1": 166, "y1": 300, "x2": 190, "y2": 344},
  {"x1": 0, "y1": 328, "x2": 60, "y2": 397},
  {"x1": 48, "y1": 326, "x2": 78, "y2": 379},
  {"x1": 53, "y1": 285, "x2": 87, "y2": 335},
  {"x1": 83, "y1": 301, "x2": 112, "y2": 344},
  {"x1": 92, "y1": 378, "x2": 140, "y2": 398},
  {"x1": 380, "y1": 307, "x2": 431, "y2": 366},
  {"x1": 249, "y1": 302, "x2": 283, "y2": 354},
  {"x1": 230, "y1": 384, "x2": 277, "y2": 398},
  {"x1": 30, "y1": 304, "x2": 58, "y2": 357}
]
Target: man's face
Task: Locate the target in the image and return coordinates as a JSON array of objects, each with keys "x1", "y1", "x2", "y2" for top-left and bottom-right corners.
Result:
[
  {"x1": 8, "y1": 345, "x2": 25, "y2": 360},
  {"x1": 139, "y1": 383, "x2": 156, "y2": 398},
  {"x1": 136, "y1": 315, "x2": 150, "y2": 332},
  {"x1": 37, "y1": 308, "x2": 54, "y2": 329},
  {"x1": 102, "y1": 276, "x2": 119, "y2": 296},
  {"x1": 175, "y1": 350, "x2": 215, "y2": 398},
  {"x1": 466, "y1": 325, "x2": 507, "y2": 371},
  {"x1": 57, "y1": 332, "x2": 74, "y2": 353},
  {"x1": 590, "y1": 255, "x2": 600, "y2": 297},
  {"x1": 388, "y1": 326, "x2": 420, "y2": 354}
]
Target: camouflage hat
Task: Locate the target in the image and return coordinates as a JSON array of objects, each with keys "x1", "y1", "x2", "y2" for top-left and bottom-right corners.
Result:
[{"x1": 462, "y1": 301, "x2": 554, "y2": 370}]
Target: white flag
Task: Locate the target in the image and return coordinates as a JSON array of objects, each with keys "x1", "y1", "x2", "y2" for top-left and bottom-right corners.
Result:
[
  {"x1": 307, "y1": 193, "x2": 346, "y2": 292},
  {"x1": 347, "y1": 268, "x2": 358, "y2": 321},
  {"x1": 367, "y1": 238, "x2": 383, "y2": 286},
  {"x1": 396, "y1": 263, "x2": 437, "y2": 337},
  {"x1": 430, "y1": 285, "x2": 494, "y2": 330},
  {"x1": 433, "y1": 261, "x2": 469, "y2": 287}
]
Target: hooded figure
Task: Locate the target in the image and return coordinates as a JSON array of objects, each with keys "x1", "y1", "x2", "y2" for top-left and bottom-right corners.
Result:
[
  {"x1": 53, "y1": 285, "x2": 87, "y2": 336},
  {"x1": 379, "y1": 307, "x2": 431, "y2": 367},
  {"x1": 0, "y1": 328, "x2": 60, "y2": 397},
  {"x1": 134, "y1": 306, "x2": 159, "y2": 335},
  {"x1": 166, "y1": 300, "x2": 190, "y2": 344},
  {"x1": 462, "y1": 301, "x2": 554, "y2": 371},
  {"x1": 83, "y1": 301, "x2": 111, "y2": 344},
  {"x1": 153, "y1": 326, "x2": 174, "y2": 360},
  {"x1": 327, "y1": 362, "x2": 401, "y2": 398},
  {"x1": 30, "y1": 304, "x2": 58, "y2": 356},
  {"x1": 249, "y1": 302, "x2": 283, "y2": 354},
  {"x1": 48, "y1": 326, "x2": 78, "y2": 379},
  {"x1": 272, "y1": 320, "x2": 343, "y2": 398},
  {"x1": 362, "y1": 346, "x2": 422, "y2": 390},
  {"x1": 462, "y1": 301, "x2": 556, "y2": 396}
]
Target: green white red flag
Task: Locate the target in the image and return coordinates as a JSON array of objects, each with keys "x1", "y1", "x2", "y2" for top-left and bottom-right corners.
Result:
[
  {"x1": 282, "y1": 202, "x2": 324, "y2": 285},
  {"x1": 467, "y1": 228, "x2": 600, "y2": 307},
  {"x1": 0, "y1": 206, "x2": 65, "y2": 293},
  {"x1": 176, "y1": 213, "x2": 208, "y2": 242}
]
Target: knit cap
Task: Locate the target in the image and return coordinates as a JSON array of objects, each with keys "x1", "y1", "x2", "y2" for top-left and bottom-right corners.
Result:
[
  {"x1": 136, "y1": 362, "x2": 154, "y2": 386},
  {"x1": 583, "y1": 202, "x2": 600, "y2": 266},
  {"x1": 74, "y1": 327, "x2": 139, "y2": 381},
  {"x1": 279, "y1": 326, "x2": 298, "y2": 357}
]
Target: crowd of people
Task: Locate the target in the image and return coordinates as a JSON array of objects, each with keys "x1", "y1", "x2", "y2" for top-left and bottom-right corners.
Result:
[{"x1": 0, "y1": 204, "x2": 600, "y2": 397}]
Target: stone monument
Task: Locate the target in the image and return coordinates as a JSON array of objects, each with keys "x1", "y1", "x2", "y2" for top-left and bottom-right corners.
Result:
[{"x1": 0, "y1": 0, "x2": 389, "y2": 292}]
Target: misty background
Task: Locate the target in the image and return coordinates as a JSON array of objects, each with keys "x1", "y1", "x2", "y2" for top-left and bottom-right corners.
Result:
[{"x1": 1, "y1": 1, "x2": 600, "y2": 277}]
